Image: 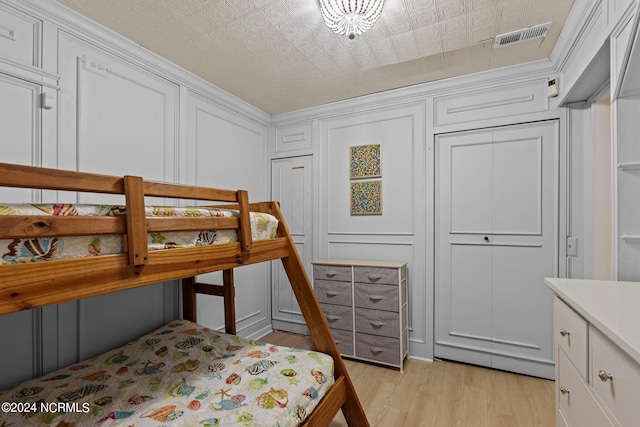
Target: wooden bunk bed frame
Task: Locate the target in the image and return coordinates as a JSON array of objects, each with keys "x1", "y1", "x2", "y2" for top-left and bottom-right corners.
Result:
[{"x1": 0, "y1": 162, "x2": 369, "y2": 427}]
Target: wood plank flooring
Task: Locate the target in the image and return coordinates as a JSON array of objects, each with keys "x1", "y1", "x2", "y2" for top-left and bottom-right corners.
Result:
[{"x1": 262, "y1": 330, "x2": 555, "y2": 427}]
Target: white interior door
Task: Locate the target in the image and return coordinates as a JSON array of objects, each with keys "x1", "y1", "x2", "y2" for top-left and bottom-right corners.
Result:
[
  {"x1": 0, "y1": 73, "x2": 43, "y2": 389},
  {"x1": 435, "y1": 121, "x2": 558, "y2": 379},
  {"x1": 271, "y1": 156, "x2": 313, "y2": 334}
]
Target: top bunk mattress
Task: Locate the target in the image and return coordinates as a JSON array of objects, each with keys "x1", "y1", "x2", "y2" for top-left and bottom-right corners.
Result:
[
  {"x1": 0, "y1": 320, "x2": 334, "y2": 426},
  {"x1": 0, "y1": 204, "x2": 278, "y2": 265}
]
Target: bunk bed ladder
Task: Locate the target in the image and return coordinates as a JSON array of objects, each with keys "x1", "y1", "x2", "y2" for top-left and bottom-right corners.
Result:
[
  {"x1": 271, "y1": 202, "x2": 370, "y2": 427},
  {"x1": 181, "y1": 269, "x2": 237, "y2": 335}
]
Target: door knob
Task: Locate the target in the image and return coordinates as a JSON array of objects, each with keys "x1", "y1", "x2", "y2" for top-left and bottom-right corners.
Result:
[{"x1": 484, "y1": 236, "x2": 489, "y2": 242}]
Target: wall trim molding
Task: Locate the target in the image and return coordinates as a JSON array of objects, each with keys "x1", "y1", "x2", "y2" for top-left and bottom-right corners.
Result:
[{"x1": 18, "y1": 0, "x2": 271, "y2": 127}]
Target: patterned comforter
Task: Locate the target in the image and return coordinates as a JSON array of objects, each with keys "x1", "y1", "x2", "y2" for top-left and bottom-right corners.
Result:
[
  {"x1": 0, "y1": 204, "x2": 279, "y2": 265},
  {"x1": 0, "y1": 320, "x2": 334, "y2": 426}
]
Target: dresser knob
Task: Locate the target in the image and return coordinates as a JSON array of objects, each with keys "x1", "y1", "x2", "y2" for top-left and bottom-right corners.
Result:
[
  {"x1": 559, "y1": 386, "x2": 570, "y2": 395},
  {"x1": 559, "y1": 328, "x2": 570, "y2": 336},
  {"x1": 598, "y1": 370, "x2": 613, "y2": 382}
]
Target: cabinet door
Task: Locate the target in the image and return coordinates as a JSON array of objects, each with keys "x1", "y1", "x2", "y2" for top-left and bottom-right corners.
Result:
[
  {"x1": 0, "y1": 73, "x2": 43, "y2": 390},
  {"x1": 435, "y1": 121, "x2": 558, "y2": 379},
  {"x1": 271, "y1": 156, "x2": 313, "y2": 334}
]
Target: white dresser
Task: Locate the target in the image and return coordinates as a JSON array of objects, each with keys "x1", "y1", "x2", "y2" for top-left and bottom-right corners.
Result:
[
  {"x1": 545, "y1": 278, "x2": 640, "y2": 427},
  {"x1": 312, "y1": 260, "x2": 408, "y2": 371}
]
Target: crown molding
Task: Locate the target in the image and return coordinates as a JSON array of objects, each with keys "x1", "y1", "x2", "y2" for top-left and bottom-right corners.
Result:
[{"x1": 271, "y1": 59, "x2": 556, "y2": 126}]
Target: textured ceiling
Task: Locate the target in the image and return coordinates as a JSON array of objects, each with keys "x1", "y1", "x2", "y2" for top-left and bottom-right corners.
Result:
[{"x1": 57, "y1": 0, "x2": 576, "y2": 115}]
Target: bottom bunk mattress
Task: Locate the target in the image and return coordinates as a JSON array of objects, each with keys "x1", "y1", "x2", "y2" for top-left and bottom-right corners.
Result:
[{"x1": 0, "y1": 320, "x2": 334, "y2": 426}]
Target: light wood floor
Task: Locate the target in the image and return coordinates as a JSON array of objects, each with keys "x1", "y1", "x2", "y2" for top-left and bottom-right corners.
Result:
[{"x1": 262, "y1": 330, "x2": 555, "y2": 427}]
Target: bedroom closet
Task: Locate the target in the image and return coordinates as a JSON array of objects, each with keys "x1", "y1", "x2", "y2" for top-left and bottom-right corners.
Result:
[{"x1": 435, "y1": 121, "x2": 559, "y2": 379}]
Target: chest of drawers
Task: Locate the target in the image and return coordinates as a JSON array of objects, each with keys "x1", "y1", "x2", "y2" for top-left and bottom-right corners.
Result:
[
  {"x1": 312, "y1": 259, "x2": 408, "y2": 371},
  {"x1": 546, "y1": 278, "x2": 640, "y2": 427}
]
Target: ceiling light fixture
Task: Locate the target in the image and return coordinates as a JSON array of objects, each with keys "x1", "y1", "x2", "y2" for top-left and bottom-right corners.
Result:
[{"x1": 319, "y1": 0, "x2": 385, "y2": 40}]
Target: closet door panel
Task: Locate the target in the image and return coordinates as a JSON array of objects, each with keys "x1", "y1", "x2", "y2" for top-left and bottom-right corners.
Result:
[
  {"x1": 57, "y1": 35, "x2": 179, "y2": 361},
  {"x1": 491, "y1": 245, "x2": 554, "y2": 369},
  {"x1": 492, "y1": 135, "x2": 542, "y2": 235},
  {"x1": 75, "y1": 56, "x2": 177, "y2": 203},
  {"x1": 449, "y1": 135, "x2": 493, "y2": 234},
  {"x1": 0, "y1": 74, "x2": 44, "y2": 390},
  {"x1": 449, "y1": 244, "x2": 492, "y2": 340}
]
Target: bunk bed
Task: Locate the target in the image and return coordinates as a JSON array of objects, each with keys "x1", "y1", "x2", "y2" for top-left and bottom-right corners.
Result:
[{"x1": 0, "y1": 162, "x2": 369, "y2": 426}]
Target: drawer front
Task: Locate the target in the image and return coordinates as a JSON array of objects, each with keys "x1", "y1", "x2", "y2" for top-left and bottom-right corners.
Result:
[
  {"x1": 320, "y1": 303, "x2": 352, "y2": 331},
  {"x1": 354, "y1": 266, "x2": 398, "y2": 285},
  {"x1": 355, "y1": 307, "x2": 400, "y2": 338},
  {"x1": 315, "y1": 279, "x2": 352, "y2": 306},
  {"x1": 355, "y1": 333, "x2": 400, "y2": 366},
  {"x1": 355, "y1": 283, "x2": 398, "y2": 312},
  {"x1": 313, "y1": 264, "x2": 351, "y2": 282},
  {"x1": 557, "y1": 349, "x2": 613, "y2": 427},
  {"x1": 591, "y1": 328, "x2": 640, "y2": 427},
  {"x1": 331, "y1": 328, "x2": 353, "y2": 356},
  {"x1": 0, "y1": 5, "x2": 40, "y2": 67},
  {"x1": 554, "y1": 297, "x2": 588, "y2": 379}
]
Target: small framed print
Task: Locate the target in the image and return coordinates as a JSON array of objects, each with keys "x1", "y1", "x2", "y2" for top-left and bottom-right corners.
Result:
[
  {"x1": 350, "y1": 144, "x2": 381, "y2": 179},
  {"x1": 350, "y1": 180, "x2": 382, "y2": 215}
]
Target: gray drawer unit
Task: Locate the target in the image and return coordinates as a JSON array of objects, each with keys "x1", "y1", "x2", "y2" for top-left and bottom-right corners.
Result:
[
  {"x1": 354, "y1": 266, "x2": 401, "y2": 285},
  {"x1": 313, "y1": 264, "x2": 352, "y2": 282},
  {"x1": 355, "y1": 333, "x2": 400, "y2": 366},
  {"x1": 331, "y1": 328, "x2": 354, "y2": 356},
  {"x1": 354, "y1": 282, "x2": 399, "y2": 312},
  {"x1": 319, "y1": 303, "x2": 353, "y2": 331},
  {"x1": 355, "y1": 307, "x2": 399, "y2": 338},
  {"x1": 313, "y1": 260, "x2": 408, "y2": 371},
  {"x1": 315, "y1": 279, "x2": 352, "y2": 306}
]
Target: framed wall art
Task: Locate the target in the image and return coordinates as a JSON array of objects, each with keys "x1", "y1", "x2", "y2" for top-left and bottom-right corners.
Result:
[
  {"x1": 350, "y1": 144, "x2": 381, "y2": 179},
  {"x1": 350, "y1": 180, "x2": 382, "y2": 215}
]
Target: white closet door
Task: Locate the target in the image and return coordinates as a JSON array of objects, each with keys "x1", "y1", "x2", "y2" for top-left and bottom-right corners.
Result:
[
  {"x1": 271, "y1": 156, "x2": 313, "y2": 334},
  {"x1": 435, "y1": 121, "x2": 558, "y2": 379},
  {"x1": 0, "y1": 73, "x2": 42, "y2": 390},
  {"x1": 57, "y1": 38, "x2": 179, "y2": 359}
]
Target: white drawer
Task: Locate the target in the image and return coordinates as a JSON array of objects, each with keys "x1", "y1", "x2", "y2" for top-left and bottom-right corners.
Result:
[
  {"x1": 591, "y1": 328, "x2": 640, "y2": 427},
  {"x1": 554, "y1": 297, "x2": 588, "y2": 379},
  {"x1": 557, "y1": 348, "x2": 614, "y2": 427},
  {"x1": 0, "y1": 4, "x2": 40, "y2": 67}
]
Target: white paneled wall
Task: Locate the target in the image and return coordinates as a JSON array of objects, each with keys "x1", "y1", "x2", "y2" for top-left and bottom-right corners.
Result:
[{"x1": 272, "y1": 63, "x2": 565, "y2": 363}]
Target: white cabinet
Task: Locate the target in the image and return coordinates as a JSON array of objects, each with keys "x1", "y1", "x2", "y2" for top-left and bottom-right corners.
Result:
[
  {"x1": 0, "y1": 3, "x2": 41, "y2": 68},
  {"x1": 547, "y1": 278, "x2": 640, "y2": 427}
]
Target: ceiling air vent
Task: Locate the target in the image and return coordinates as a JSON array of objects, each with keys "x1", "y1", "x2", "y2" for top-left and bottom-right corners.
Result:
[{"x1": 494, "y1": 22, "x2": 552, "y2": 48}]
